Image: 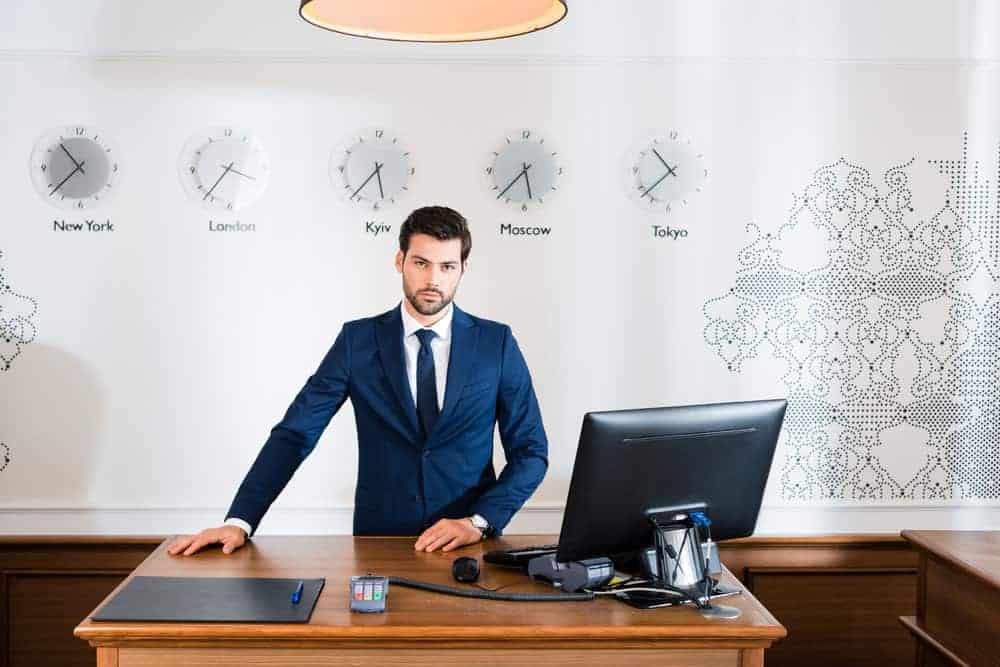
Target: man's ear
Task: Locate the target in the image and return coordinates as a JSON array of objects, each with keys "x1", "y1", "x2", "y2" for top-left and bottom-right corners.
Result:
[
  {"x1": 461, "y1": 259, "x2": 469, "y2": 274},
  {"x1": 394, "y1": 250, "x2": 404, "y2": 273}
]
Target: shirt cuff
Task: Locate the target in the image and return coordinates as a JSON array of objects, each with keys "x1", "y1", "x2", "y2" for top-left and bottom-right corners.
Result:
[{"x1": 224, "y1": 517, "x2": 252, "y2": 537}]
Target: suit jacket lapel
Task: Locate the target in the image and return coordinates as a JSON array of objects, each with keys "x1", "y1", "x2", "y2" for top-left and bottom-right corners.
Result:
[
  {"x1": 436, "y1": 305, "x2": 480, "y2": 431},
  {"x1": 375, "y1": 307, "x2": 421, "y2": 437}
]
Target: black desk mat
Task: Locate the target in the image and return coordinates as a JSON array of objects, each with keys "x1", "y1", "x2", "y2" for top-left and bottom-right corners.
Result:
[{"x1": 92, "y1": 576, "x2": 325, "y2": 623}]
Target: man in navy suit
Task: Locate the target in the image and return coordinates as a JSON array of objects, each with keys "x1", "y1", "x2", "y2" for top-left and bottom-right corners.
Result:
[{"x1": 168, "y1": 206, "x2": 548, "y2": 556}]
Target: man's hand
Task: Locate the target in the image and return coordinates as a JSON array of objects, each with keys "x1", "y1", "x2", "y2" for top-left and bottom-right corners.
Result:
[
  {"x1": 414, "y1": 517, "x2": 483, "y2": 552},
  {"x1": 167, "y1": 525, "x2": 247, "y2": 556}
]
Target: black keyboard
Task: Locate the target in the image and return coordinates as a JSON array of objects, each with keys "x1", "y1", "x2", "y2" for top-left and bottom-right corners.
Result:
[{"x1": 483, "y1": 543, "x2": 559, "y2": 568}]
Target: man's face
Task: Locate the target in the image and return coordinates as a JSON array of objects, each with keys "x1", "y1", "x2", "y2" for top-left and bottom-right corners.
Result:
[{"x1": 395, "y1": 233, "x2": 466, "y2": 317}]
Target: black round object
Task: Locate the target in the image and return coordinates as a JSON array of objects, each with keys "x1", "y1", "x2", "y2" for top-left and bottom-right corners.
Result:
[{"x1": 451, "y1": 556, "x2": 480, "y2": 583}]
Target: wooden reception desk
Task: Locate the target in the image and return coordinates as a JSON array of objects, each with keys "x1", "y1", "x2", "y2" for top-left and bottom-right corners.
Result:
[{"x1": 75, "y1": 535, "x2": 786, "y2": 666}]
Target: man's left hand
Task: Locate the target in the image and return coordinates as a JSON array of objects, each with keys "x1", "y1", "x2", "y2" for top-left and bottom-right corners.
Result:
[{"x1": 414, "y1": 517, "x2": 483, "y2": 552}]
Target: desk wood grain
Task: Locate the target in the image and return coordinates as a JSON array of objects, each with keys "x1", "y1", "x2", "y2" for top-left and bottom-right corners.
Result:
[{"x1": 75, "y1": 535, "x2": 785, "y2": 667}]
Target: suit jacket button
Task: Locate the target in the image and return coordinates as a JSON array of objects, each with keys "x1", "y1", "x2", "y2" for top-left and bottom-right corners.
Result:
[
  {"x1": 422, "y1": 450, "x2": 430, "y2": 458},
  {"x1": 414, "y1": 494, "x2": 422, "y2": 502}
]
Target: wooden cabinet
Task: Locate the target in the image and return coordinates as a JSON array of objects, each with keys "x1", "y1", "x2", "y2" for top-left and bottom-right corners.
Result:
[{"x1": 900, "y1": 530, "x2": 1000, "y2": 667}]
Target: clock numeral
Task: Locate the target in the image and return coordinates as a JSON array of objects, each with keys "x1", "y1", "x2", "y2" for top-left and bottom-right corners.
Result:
[
  {"x1": 75, "y1": 127, "x2": 85, "y2": 135},
  {"x1": 521, "y1": 203, "x2": 528, "y2": 212},
  {"x1": 409, "y1": 168, "x2": 415, "y2": 175},
  {"x1": 224, "y1": 128, "x2": 233, "y2": 137},
  {"x1": 521, "y1": 130, "x2": 530, "y2": 140},
  {"x1": 40, "y1": 164, "x2": 46, "y2": 172},
  {"x1": 190, "y1": 166, "x2": 196, "y2": 174},
  {"x1": 669, "y1": 130, "x2": 678, "y2": 140},
  {"x1": 375, "y1": 129, "x2": 383, "y2": 138},
  {"x1": 227, "y1": 202, "x2": 233, "y2": 210},
  {"x1": 373, "y1": 202, "x2": 380, "y2": 210},
  {"x1": 485, "y1": 167, "x2": 493, "y2": 175},
  {"x1": 558, "y1": 167, "x2": 564, "y2": 175},
  {"x1": 76, "y1": 201, "x2": 84, "y2": 209},
  {"x1": 112, "y1": 163, "x2": 118, "y2": 173},
  {"x1": 665, "y1": 203, "x2": 672, "y2": 213},
  {"x1": 632, "y1": 166, "x2": 639, "y2": 174}
]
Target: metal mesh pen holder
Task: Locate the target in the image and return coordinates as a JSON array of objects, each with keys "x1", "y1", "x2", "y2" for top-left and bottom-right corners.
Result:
[{"x1": 649, "y1": 514, "x2": 707, "y2": 597}]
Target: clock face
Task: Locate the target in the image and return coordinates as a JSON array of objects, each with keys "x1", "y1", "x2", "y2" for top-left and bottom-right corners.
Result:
[
  {"x1": 29, "y1": 126, "x2": 120, "y2": 210},
  {"x1": 332, "y1": 128, "x2": 414, "y2": 211},
  {"x1": 628, "y1": 131, "x2": 708, "y2": 213},
  {"x1": 177, "y1": 127, "x2": 270, "y2": 213},
  {"x1": 487, "y1": 129, "x2": 563, "y2": 212}
]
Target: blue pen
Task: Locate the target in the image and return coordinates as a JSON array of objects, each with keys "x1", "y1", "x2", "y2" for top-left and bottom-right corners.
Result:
[{"x1": 291, "y1": 580, "x2": 304, "y2": 605}]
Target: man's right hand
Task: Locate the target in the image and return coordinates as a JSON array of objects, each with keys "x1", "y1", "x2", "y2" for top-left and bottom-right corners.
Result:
[{"x1": 167, "y1": 525, "x2": 247, "y2": 556}]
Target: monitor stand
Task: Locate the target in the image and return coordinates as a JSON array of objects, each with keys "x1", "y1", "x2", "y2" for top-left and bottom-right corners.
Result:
[{"x1": 645, "y1": 506, "x2": 742, "y2": 620}]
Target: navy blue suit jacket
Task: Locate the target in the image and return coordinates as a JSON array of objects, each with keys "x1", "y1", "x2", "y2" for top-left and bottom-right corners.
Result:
[{"x1": 225, "y1": 304, "x2": 548, "y2": 537}]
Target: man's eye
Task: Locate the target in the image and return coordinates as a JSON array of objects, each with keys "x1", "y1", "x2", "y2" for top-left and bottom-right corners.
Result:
[{"x1": 442, "y1": 265, "x2": 454, "y2": 272}]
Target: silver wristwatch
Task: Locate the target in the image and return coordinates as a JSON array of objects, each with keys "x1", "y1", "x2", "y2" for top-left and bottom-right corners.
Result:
[{"x1": 469, "y1": 513, "x2": 490, "y2": 540}]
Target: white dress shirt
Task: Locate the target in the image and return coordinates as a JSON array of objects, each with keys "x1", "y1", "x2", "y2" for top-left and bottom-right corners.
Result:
[
  {"x1": 400, "y1": 300, "x2": 452, "y2": 412},
  {"x1": 225, "y1": 302, "x2": 454, "y2": 538}
]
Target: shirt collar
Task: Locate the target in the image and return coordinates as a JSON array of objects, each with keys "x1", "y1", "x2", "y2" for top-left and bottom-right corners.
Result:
[{"x1": 400, "y1": 300, "x2": 453, "y2": 342}]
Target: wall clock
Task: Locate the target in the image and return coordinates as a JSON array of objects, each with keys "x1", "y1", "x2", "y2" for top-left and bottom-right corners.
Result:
[
  {"x1": 627, "y1": 131, "x2": 708, "y2": 214},
  {"x1": 177, "y1": 127, "x2": 270, "y2": 213},
  {"x1": 486, "y1": 129, "x2": 563, "y2": 212},
  {"x1": 29, "y1": 126, "x2": 120, "y2": 210},
  {"x1": 331, "y1": 128, "x2": 414, "y2": 211}
]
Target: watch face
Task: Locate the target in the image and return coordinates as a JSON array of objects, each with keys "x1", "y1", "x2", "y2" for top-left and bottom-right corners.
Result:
[
  {"x1": 628, "y1": 131, "x2": 708, "y2": 214},
  {"x1": 29, "y1": 126, "x2": 120, "y2": 210},
  {"x1": 487, "y1": 129, "x2": 563, "y2": 212},
  {"x1": 177, "y1": 127, "x2": 270, "y2": 213},
  {"x1": 332, "y1": 128, "x2": 414, "y2": 211}
]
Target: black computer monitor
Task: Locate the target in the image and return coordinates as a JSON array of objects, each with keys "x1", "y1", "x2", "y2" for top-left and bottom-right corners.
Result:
[{"x1": 555, "y1": 399, "x2": 787, "y2": 564}]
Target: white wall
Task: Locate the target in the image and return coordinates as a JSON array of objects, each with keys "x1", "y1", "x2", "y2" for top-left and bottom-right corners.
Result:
[{"x1": 2, "y1": 0, "x2": 999, "y2": 535}]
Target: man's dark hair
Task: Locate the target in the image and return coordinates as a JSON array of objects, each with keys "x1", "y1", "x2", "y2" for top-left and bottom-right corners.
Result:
[{"x1": 399, "y1": 206, "x2": 472, "y2": 262}]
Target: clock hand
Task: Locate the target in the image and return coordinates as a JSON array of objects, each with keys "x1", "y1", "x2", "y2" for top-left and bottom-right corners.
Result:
[
  {"x1": 650, "y1": 147, "x2": 672, "y2": 170},
  {"x1": 49, "y1": 161, "x2": 86, "y2": 196},
  {"x1": 650, "y1": 149, "x2": 679, "y2": 177},
  {"x1": 224, "y1": 165, "x2": 256, "y2": 180},
  {"x1": 496, "y1": 163, "x2": 532, "y2": 200},
  {"x1": 375, "y1": 162, "x2": 385, "y2": 199},
  {"x1": 640, "y1": 170, "x2": 672, "y2": 199},
  {"x1": 351, "y1": 165, "x2": 380, "y2": 200},
  {"x1": 59, "y1": 143, "x2": 86, "y2": 175},
  {"x1": 522, "y1": 162, "x2": 533, "y2": 200},
  {"x1": 204, "y1": 162, "x2": 234, "y2": 200}
]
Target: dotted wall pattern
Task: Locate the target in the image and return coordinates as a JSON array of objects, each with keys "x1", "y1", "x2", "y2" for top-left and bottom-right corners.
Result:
[
  {"x1": 703, "y1": 133, "x2": 1000, "y2": 500},
  {"x1": 0, "y1": 249, "x2": 38, "y2": 373}
]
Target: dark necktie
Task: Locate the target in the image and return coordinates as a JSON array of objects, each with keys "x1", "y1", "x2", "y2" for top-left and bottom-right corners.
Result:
[{"x1": 414, "y1": 328, "x2": 439, "y2": 437}]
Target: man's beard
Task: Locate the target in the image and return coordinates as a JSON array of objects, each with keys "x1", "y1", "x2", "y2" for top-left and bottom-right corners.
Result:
[{"x1": 404, "y1": 285, "x2": 453, "y2": 316}]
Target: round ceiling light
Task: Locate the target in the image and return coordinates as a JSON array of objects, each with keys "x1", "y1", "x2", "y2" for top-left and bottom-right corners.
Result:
[{"x1": 299, "y1": 0, "x2": 568, "y2": 43}]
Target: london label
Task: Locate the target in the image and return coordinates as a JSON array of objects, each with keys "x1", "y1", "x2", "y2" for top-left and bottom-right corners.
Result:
[{"x1": 209, "y1": 220, "x2": 256, "y2": 232}]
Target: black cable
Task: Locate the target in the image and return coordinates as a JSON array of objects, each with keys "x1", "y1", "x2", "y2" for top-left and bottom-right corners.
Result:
[{"x1": 387, "y1": 576, "x2": 594, "y2": 601}]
